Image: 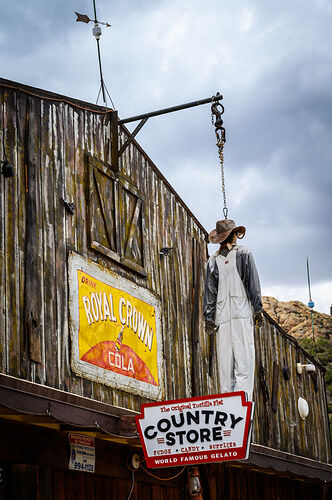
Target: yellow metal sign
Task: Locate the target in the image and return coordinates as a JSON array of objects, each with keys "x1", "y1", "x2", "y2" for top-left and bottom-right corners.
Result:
[
  {"x1": 78, "y1": 269, "x2": 158, "y2": 385},
  {"x1": 69, "y1": 253, "x2": 163, "y2": 399}
]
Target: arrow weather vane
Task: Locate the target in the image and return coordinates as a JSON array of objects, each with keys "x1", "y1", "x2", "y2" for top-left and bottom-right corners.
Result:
[
  {"x1": 75, "y1": 0, "x2": 115, "y2": 109},
  {"x1": 75, "y1": 12, "x2": 111, "y2": 28}
]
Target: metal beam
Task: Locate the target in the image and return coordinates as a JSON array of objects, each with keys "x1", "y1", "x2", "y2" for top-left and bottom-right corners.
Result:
[{"x1": 118, "y1": 93, "x2": 223, "y2": 124}]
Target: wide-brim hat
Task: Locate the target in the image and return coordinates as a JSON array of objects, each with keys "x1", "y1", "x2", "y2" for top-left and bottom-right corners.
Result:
[{"x1": 209, "y1": 219, "x2": 246, "y2": 244}]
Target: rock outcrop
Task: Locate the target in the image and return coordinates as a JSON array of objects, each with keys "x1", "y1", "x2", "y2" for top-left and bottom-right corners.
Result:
[{"x1": 262, "y1": 296, "x2": 331, "y2": 341}]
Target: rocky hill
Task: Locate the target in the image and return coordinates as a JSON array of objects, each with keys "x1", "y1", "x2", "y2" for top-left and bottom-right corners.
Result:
[{"x1": 262, "y1": 296, "x2": 331, "y2": 341}]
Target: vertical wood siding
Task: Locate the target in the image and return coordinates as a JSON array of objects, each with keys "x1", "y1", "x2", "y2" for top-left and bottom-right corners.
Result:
[
  {"x1": 253, "y1": 315, "x2": 331, "y2": 462},
  {"x1": 0, "y1": 83, "x2": 330, "y2": 463}
]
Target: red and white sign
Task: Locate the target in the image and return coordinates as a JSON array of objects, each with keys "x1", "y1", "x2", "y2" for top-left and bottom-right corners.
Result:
[
  {"x1": 68, "y1": 433, "x2": 95, "y2": 473},
  {"x1": 136, "y1": 392, "x2": 254, "y2": 468}
]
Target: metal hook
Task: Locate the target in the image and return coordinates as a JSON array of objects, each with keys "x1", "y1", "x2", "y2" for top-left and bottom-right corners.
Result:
[
  {"x1": 211, "y1": 101, "x2": 226, "y2": 143},
  {"x1": 211, "y1": 102, "x2": 225, "y2": 120},
  {"x1": 215, "y1": 127, "x2": 226, "y2": 143}
]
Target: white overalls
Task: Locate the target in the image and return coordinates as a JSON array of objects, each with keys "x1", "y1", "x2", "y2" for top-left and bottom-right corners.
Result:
[{"x1": 215, "y1": 246, "x2": 255, "y2": 400}]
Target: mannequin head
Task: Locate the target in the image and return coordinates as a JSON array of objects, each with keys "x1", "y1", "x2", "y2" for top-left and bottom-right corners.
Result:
[
  {"x1": 220, "y1": 230, "x2": 238, "y2": 251},
  {"x1": 209, "y1": 219, "x2": 246, "y2": 245}
]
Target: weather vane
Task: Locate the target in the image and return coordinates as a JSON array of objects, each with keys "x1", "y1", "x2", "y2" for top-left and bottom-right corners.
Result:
[{"x1": 75, "y1": 0, "x2": 114, "y2": 109}]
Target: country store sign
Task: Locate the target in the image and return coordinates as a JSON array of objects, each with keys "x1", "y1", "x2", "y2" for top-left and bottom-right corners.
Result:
[
  {"x1": 136, "y1": 392, "x2": 254, "y2": 468},
  {"x1": 68, "y1": 253, "x2": 163, "y2": 399}
]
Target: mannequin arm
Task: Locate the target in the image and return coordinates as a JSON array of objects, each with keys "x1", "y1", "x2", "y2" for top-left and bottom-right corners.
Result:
[{"x1": 203, "y1": 260, "x2": 219, "y2": 323}]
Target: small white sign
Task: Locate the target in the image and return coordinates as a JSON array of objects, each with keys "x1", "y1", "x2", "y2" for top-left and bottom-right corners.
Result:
[
  {"x1": 68, "y1": 433, "x2": 95, "y2": 473},
  {"x1": 136, "y1": 392, "x2": 254, "y2": 468}
]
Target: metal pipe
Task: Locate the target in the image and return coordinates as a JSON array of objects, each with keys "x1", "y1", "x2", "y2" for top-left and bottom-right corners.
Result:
[
  {"x1": 307, "y1": 257, "x2": 312, "y2": 301},
  {"x1": 93, "y1": 0, "x2": 98, "y2": 22},
  {"x1": 119, "y1": 94, "x2": 223, "y2": 124},
  {"x1": 307, "y1": 257, "x2": 315, "y2": 341},
  {"x1": 310, "y1": 309, "x2": 315, "y2": 342}
]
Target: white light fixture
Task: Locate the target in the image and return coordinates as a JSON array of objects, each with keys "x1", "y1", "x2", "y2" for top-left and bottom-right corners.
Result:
[
  {"x1": 296, "y1": 363, "x2": 316, "y2": 375},
  {"x1": 131, "y1": 454, "x2": 140, "y2": 470},
  {"x1": 298, "y1": 397, "x2": 309, "y2": 420}
]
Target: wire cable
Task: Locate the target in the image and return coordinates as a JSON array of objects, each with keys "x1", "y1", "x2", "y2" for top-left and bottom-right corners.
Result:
[
  {"x1": 92, "y1": 0, "x2": 116, "y2": 111},
  {"x1": 140, "y1": 463, "x2": 186, "y2": 481},
  {"x1": 126, "y1": 469, "x2": 135, "y2": 500},
  {"x1": 96, "y1": 422, "x2": 139, "y2": 440}
]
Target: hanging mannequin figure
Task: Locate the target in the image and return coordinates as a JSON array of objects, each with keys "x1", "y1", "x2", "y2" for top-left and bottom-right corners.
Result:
[{"x1": 203, "y1": 219, "x2": 263, "y2": 401}]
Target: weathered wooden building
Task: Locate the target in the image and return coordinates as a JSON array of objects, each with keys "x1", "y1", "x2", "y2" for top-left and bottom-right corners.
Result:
[{"x1": 0, "y1": 78, "x2": 331, "y2": 499}]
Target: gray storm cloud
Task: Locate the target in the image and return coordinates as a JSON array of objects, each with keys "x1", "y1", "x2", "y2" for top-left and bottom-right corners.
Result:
[{"x1": 1, "y1": 0, "x2": 331, "y2": 311}]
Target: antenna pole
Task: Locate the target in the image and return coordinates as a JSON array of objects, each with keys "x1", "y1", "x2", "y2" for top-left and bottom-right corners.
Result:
[
  {"x1": 306, "y1": 257, "x2": 315, "y2": 342},
  {"x1": 306, "y1": 257, "x2": 312, "y2": 301},
  {"x1": 93, "y1": 0, "x2": 98, "y2": 21},
  {"x1": 92, "y1": 0, "x2": 106, "y2": 106}
]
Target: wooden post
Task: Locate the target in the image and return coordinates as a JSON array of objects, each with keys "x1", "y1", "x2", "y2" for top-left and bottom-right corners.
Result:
[
  {"x1": 24, "y1": 97, "x2": 43, "y2": 364},
  {"x1": 110, "y1": 110, "x2": 119, "y2": 172}
]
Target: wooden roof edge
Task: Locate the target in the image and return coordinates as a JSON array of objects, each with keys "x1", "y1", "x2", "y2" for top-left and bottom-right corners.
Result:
[
  {"x1": 246, "y1": 443, "x2": 332, "y2": 483},
  {"x1": 0, "y1": 77, "x2": 208, "y2": 237},
  {"x1": 0, "y1": 77, "x2": 106, "y2": 113},
  {"x1": 0, "y1": 373, "x2": 139, "y2": 419},
  {"x1": 262, "y1": 310, "x2": 325, "y2": 372}
]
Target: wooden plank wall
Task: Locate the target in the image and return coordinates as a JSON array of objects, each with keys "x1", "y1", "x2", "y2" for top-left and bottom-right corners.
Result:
[
  {"x1": 0, "y1": 464, "x2": 185, "y2": 500},
  {"x1": 0, "y1": 84, "x2": 210, "y2": 405},
  {"x1": 1, "y1": 462, "x2": 328, "y2": 500},
  {"x1": 0, "y1": 417, "x2": 329, "y2": 500},
  {"x1": 0, "y1": 83, "x2": 330, "y2": 463},
  {"x1": 254, "y1": 315, "x2": 331, "y2": 463}
]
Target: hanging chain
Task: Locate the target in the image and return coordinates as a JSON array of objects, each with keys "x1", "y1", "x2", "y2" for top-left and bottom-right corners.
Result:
[
  {"x1": 211, "y1": 96, "x2": 228, "y2": 219},
  {"x1": 217, "y1": 136, "x2": 228, "y2": 219}
]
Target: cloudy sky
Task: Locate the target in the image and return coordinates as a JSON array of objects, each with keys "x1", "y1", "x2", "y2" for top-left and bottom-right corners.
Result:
[{"x1": 1, "y1": 0, "x2": 331, "y2": 313}]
